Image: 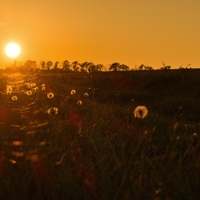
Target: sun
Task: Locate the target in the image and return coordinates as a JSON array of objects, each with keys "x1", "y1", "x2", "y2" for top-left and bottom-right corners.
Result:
[{"x1": 5, "y1": 42, "x2": 21, "y2": 58}]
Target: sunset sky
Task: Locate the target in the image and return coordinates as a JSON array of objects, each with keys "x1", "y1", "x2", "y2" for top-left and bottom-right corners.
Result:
[{"x1": 0, "y1": 0, "x2": 200, "y2": 69}]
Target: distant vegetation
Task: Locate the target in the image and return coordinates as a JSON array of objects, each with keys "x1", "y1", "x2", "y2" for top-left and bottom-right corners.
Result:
[{"x1": 3, "y1": 59, "x2": 193, "y2": 73}]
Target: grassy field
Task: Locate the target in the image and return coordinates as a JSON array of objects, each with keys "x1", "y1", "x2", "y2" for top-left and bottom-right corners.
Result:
[{"x1": 0, "y1": 69, "x2": 200, "y2": 199}]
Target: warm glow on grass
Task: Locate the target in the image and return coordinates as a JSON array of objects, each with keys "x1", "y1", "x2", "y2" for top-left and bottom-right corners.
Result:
[{"x1": 5, "y1": 42, "x2": 21, "y2": 58}]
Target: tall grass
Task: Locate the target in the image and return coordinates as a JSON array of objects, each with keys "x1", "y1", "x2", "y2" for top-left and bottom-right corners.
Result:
[{"x1": 0, "y1": 69, "x2": 200, "y2": 199}]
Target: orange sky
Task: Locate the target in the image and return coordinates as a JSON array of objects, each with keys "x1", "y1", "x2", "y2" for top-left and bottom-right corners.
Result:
[{"x1": 0, "y1": 0, "x2": 200, "y2": 69}]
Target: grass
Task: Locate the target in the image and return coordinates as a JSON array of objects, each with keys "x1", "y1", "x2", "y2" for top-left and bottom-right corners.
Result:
[{"x1": 0, "y1": 69, "x2": 200, "y2": 199}]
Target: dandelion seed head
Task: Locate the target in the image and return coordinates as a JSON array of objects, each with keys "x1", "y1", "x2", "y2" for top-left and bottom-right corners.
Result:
[
  {"x1": 32, "y1": 87, "x2": 38, "y2": 92},
  {"x1": 42, "y1": 87, "x2": 46, "y2": 90},
  {"x1": 25, "y1": 90, "x2": 32, "y2": 96},
  {"x1": 6, "y1": 91, "x2": 12, "y2": 95},
  {"x1": 47, "y1": 107, "x2": 59, "y2": 115},
  {"x1": 70, "y1": 90, "x2": 76, "y2": 95},
  {"x1": 47, "y1": 92, "x2": 54, "y2": 99},
  {"x1": 11, "y1": 95, "x2": 18, "y2": 101},
  {"x1": 76, "y1": 100, "x2": 82, "y2": 105},
  {"x1": 6, "y1": 85, "x2": 13, "y2": 92},
  {"x1": 134, "y1": 106, "x2": 148, "y2": 119},
  {"x1": 84, "y1": 92, "x2": 89, "y2": 97}
]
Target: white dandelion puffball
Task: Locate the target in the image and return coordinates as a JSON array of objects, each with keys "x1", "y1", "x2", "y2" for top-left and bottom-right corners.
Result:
[
  {"x1": 76, "y1": 100, "x2": 82, "y2": 105},
  {"x1": 134, "y1": 106, "x2": 148, "y2": 119},
  {"x1": 84, "y1": 92, "x2": 89, "y2": 97},
  {"x1": 47, "y1": 107, "x2": 59, "y2": 115},
  {"x1": 70, "y1": 90, "x2": 76, "y2": 95},
  {"x1": 11, "y1": 96, "x2": 18, "y2": 101},
  {"x1": 26, "y1": 90, "x2": 32, "y2": 96},
  {"x1": 47, "y1": 92, "x2": 54, "y2": 99}
]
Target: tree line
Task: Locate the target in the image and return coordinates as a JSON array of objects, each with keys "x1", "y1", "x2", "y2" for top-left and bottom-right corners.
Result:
[{"x1": 6, "y1": 60, "x2": 191, "y2": 73}]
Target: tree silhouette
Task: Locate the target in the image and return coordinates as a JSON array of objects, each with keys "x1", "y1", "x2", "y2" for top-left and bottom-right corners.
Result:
[
  {"x1": 119, "y1": 64, "x2": 129, "y2": 71},
  {"x1": 138, "y1": 64, "x2": 153, "y2": 70},
  {"x1": 62, "y1": 60, "x2": 70, "y2": 71},
  {"x1": 71, "y1": 61, "x2": 79, "y2": 71},
  {"x1": 40, "y1": 61, "x2": 46, "y2": 70},
  {"x1": 46, "y1": 61, "x2": 53, "y2": 70},
  {"x1": 96, "y1": 64, "x2": 103, "y2": 72},
  {"x1": 109, "y1": 62, "x2": 120, "y2": 71},
  {"x1": 109, "y1": 62, "x2": 129, "y2": 71}
]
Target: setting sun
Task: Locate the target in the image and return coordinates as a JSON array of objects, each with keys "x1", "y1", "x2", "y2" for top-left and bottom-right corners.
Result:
[{"x1": 5, "y1": 42, "x2": 21, "y2": 58}]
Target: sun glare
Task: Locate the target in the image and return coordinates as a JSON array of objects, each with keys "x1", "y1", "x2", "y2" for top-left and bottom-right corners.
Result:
[{"x1": 5, "y1": 42, "x2": 21, "y2": 58}]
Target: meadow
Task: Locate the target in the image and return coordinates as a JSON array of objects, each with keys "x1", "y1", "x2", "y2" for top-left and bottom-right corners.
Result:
[{"x1": 0, "y1": 68, "x2": 200, "y2": 199}]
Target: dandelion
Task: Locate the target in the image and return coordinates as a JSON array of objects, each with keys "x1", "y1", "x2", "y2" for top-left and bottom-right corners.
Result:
[
  {"x1": 25, "y1": 90, "x2": 32, "y2": 96},
  {"x1": 42, "y1": 87, "x2": 46, "y2": 90},
  {"x1": 134, "y1": 106, "x2": 148, "y2": 119},
  {"x1": 76, "y1": 100, "x2": 82, "y2": 105},
  {"x1": 41, "y1": 84, "x2": 45, "y2": 87},
  {"x1": 70, "y1": 89, "x2": 76, "y2": 95},
  {"x1": 6, "y1": 85, "x2": 13, "y2": 95},
  {"x1": 11, "y1": 96, "x2": 18, "y2": 101},
  {"x1": 30, "y1": 83, "x2": 36, "y2": 88},
  {"x1": 6, "y1": 91, "x2": 12, "y2": 95},
  {"x1": 47, "y1": 107, "x2": 59, "y2": 115},
  {"x1": 27, "y1": 83, "x2": 36, "y2": 88},
  {"x1": 84, "y1": 92, "x2": 89, "y2": 97},
  {"x1": 47, "y1": 92, "x2": 54, "y2": 99},
  {"x1": 32, "y1": 87, "x2": 39, "y2": 92}
]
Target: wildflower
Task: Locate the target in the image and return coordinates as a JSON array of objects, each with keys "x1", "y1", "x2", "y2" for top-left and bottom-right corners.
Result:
[
  {"x1": 32, "y1": 87, "x2": 39, "y2": 92},
  {"x1": 84, "y1": 92, "x2": 89, "y2": 97},
  {"x1": 27, "y1": 83, "x2": 36, "y2": 88},
  {"x1": 134, "y1": 106, "x2": 148, "y2": 119},
  {"x1": 47, "y1": 107, "x2": 59, "y2": 115},
  {"x1": 30, "y1": 83, "x2": 36, "y2": 88},
  {"x1": 47, "y1": 92, "x2": 54, "y2": 99},
  {"x1": 6, "y1": 85, "x2": 13, "y2": 95},
  {"x1": 76, "y1": 100, "x2": 82, "y2": 105},
  {"x1": 70, "y1": 90, "x2": 76, "y2": 95},
  {"x1": 11, "y1": 96, "x2": 18, "y2": 101},
  {"x1": 41, "y1": 84, "x2": 45, "y2": 87},
  {"x1": 25, "y1": 90, "x2": 32, "y2": 96},
  {"x1": 42, "y1": 87, "x2": 46, "y2": 90},
  {"x1": 6, "y1": 91, "x2": 12, "y2": 95}
]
